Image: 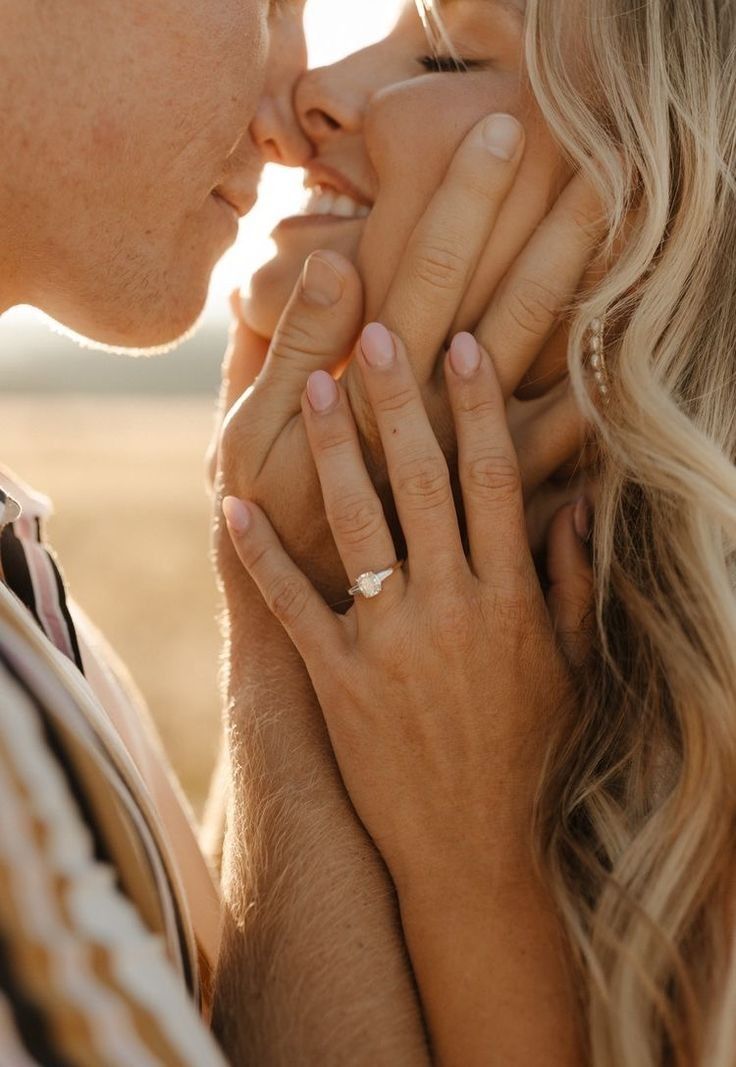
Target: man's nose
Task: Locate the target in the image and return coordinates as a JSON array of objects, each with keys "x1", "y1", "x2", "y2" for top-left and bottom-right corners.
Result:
[
  {"x1": 251, "y1": 94, "x2": 313, "y2": 166},
  {"x1": 250, "y1": 9, "x2": 314, "y2": 169}
]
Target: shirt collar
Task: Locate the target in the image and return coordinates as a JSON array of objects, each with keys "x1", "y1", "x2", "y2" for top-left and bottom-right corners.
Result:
[{"x1": 0, "y1": 468, "x2": 53, "y2": 533}]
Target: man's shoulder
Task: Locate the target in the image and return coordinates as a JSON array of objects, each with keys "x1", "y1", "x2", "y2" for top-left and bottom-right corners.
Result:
[{"x1": 0, "y1": 637, "x2": 226, "y2": 1066}]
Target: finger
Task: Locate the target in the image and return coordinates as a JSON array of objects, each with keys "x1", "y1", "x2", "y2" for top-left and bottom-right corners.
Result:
[
  {"x1": 477, "y1": 169, "x2": 609, "y2": 398},
  {"x1": 546, "y1": 499, "x2": 595, "y2": 670},
  {"x1": 252, "y1": 250, "x2": 363, "y2": 430},
  {"x1": 378, "y1": 114, "x2": 525, "y2": 383},
  {"x1": 510, "y1": 380, "x2": 588, "y2": 498},
  {"x1": 223, "y1": 290, "x2": 270, "y2": 411},
  {"x1": 357, "y1": 323, "x2": 465, "y2": 580},
  {"x1": 444, "y1": 333, "x2": 534, "y2": 586},
  {"x1": 301, "y1": 371, "x2": 405, "y2": 608},
  {"x1": 222, "y1": 496, "x2": 345, "y2": 662},
  {"x1": 206, "y1": 293, "x2": 270, "y2": 490}
]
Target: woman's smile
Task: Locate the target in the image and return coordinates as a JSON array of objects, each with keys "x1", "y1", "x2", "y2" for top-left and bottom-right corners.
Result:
[
  {"x1": 274, "y1": 161, "x2": 372, "y2": 230},
  {"x1": 244, "y1": 0, "x2": 569, "y2": 346}
]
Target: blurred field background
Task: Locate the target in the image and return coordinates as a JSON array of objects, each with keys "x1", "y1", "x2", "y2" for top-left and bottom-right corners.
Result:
[
  {"x1": 0, "y1": 0, "x2": 400, "y2": 815},
  {"x1": 0, "y1": 394, "x2": 223, "y2": 813}
]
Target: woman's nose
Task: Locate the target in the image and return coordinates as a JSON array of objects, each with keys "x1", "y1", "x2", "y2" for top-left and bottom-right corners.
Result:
[{"x1": 295, "y1": 63, "x2": 366, "y2": 146}]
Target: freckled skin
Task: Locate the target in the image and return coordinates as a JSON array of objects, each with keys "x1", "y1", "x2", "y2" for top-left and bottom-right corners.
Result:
[{"x1": 0, "y1": 0, "x2": 269, "y2": 347}]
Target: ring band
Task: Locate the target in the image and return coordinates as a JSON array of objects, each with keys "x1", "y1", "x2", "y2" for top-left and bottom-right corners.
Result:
[{"x1": 348, "y1": 561, "x2": 404, "y2": 600}]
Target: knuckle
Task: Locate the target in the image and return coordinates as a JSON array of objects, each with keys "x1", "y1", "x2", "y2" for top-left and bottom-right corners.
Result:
[
  {"x1": 395, "y1": 454, "x2": 451, "y2": 510},
  {"x1": 272, "y1": 317, "x2": 322, "y2": 361},
  {"x1": 411, "y1": 237, "x2": 467, "y2": 293},
  {"x1": 485, "y1": 585, "x2": 534, "y2": 636},
  {"x1": 329, "y1": 492, "x2": 385, "y2": 547},
  {"x1": 218, "y1": 419, "x2": 256, "y2": 494},
  {"x1": 460, "y1": 165, "x2": 510, "y2": 211},
  {"x1": 266, "y1": 573, "x2": 310, "y2": 627},
  {"x1": 565, "y1": 199, "x2": 605, "y2": 242},
  {"x1": 463, "y1": 450, "x2": 522, "y2": 503},
  {"x1": 242, "y1": 538, "x2": 274, "y2": 574},
  {"x1": 313, "y1": 425, "x2": 353, "y2": 458},
  {"x1": 457, "y1": 392, "x2": 499, "y2": 424},
  {"x1": 506, "y1": 277, "x2": 562, "y2": 339},
  {"x1": 430, "y1": 593, "x2": 477, "y2": 656},
  {"x1": 373, "y1": 384, "x2": 417, "y2": 417}
]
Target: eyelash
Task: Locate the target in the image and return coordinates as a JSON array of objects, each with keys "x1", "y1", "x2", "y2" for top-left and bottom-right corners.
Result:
[{"x1": 418, "y1": 55, "x2": 486, "y2": 74}]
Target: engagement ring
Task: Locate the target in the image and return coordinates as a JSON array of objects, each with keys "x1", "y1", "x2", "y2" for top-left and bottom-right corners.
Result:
[{"x1": 348, "y1": 562, "x2": 404, "y2": 600}]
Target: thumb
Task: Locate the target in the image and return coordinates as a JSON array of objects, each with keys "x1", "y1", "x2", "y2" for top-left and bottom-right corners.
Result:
[
  {"x1": 546, "y1": 497, "x2": 595, "y2": 670},
  {"x1": 253, "y1": 250, "x2": 363, "y2": 427}
]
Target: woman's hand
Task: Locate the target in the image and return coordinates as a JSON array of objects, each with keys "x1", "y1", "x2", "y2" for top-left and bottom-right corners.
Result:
[
  {"x1": 222, "y1": 322, "x2": 593, "y2": 886},
  {"x1": 212, "y1": 114, "x2": 605, "y2": 610}
]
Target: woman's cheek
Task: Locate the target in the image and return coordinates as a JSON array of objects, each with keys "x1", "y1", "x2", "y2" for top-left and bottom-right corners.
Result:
[{"x1": 357, "y1": 75, "x2": 533, "y2": 321}]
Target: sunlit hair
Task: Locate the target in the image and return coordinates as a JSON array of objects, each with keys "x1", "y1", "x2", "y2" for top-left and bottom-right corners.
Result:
[{"x1": 423, "y1": 0, "x2": 736, "y2": 1062}]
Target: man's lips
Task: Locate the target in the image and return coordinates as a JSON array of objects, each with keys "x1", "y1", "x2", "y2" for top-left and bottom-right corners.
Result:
[{"x1": 212, "y1": 187, "x2": 257, "y2": 219}]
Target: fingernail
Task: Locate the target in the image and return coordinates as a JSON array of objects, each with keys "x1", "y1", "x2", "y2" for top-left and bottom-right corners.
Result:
[
  {"x1": 302, "y1": 253, "x2": 345, "y2": 307},
  {"x1": 223, "y1": 496, "x2": 252, "y2": 535},
  {"x1": 573, "y1": 496, "x2": 592, "y2": 542},
  {"x1": 306, "y1": 370, "x2": 339, "y2": 413},
  {"x1": 481, "y1": 113, "x2": 523, "y2": 160},
  {"x1": 449, "y1": 332, "x2": 482, "y2": 378},
  {"x1": 361, "y1": 323, "x2": 395, "y2": 368}
]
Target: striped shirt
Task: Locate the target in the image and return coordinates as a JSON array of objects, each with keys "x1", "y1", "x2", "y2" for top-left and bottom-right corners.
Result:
[{"x1": 0, "y1": 470, "x2": 227, "y2": 1065}]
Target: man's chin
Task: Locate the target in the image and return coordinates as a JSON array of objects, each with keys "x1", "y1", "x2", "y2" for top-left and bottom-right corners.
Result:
[{"x1": 40, "y1": 291, "x2": 208, "y2": 357}]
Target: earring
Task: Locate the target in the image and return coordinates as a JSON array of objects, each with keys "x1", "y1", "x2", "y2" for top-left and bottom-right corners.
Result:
[{"x1": 586, "y1": 317, "x2": 609, "y2": 401}]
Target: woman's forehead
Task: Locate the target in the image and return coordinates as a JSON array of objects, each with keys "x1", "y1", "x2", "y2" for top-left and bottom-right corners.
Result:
[
  {"x1": 422, "y1": 0, "x2": 525, "y2": 15},
  {"x1": 414, "y1": 0, "x2": 524, "y2": 50}
]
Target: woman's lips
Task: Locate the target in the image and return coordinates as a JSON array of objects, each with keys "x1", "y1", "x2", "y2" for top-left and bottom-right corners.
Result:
[
  {"x1": 273, "y1": 187, "x2": 372, "y2": 235},
  {"x1": 273, "y1": 213, "x2": 369, "y2": 234}
]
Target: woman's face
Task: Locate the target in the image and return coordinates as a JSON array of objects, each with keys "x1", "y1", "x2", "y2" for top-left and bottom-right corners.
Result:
[{"x1": 245, "y1": 0, "x2": 572, "y2": 343}]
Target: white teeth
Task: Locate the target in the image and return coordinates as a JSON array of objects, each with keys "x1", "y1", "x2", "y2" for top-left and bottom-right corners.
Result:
[
  {"x1": 333, "y1": 194, "x2": 356, "y2": 218},
  {"x1": 317, "y1": 191, "x2": 336, "y2": 214},
  {"x1": 301, "y1": 185, "x2": 371, "y2": 220}
]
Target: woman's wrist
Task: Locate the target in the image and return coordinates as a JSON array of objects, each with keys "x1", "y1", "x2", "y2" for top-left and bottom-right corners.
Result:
[{"x1": 390, "y1": 822, "x2": 541, "y2": 920}]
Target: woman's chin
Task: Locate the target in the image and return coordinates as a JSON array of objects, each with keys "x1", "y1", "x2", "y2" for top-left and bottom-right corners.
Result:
[
  {"x1": 242, "y1": 256, "x2": 305, "y2": 340},
  {"x1": 245, "y1": 218, "x2": 367, "y2": 340}
]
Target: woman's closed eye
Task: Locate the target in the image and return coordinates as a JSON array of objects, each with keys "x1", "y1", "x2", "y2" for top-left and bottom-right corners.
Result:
[{"x1": 417, "y1": 55, "x2": 492, "y2": 74}]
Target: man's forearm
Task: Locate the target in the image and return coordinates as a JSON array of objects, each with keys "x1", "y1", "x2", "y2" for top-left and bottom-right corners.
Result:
[{"x1": 212, "y1": 604, "x2": 429, "y2": 1065}]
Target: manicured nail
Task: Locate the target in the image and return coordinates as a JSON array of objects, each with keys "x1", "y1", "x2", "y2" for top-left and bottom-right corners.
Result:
[
  {"x1": 306, "y1": 370, "x2": 339, "y2": 413},
  {"x1": 361, "y1": 323, "x2": 395, "y2": 368},
  {"x1": 223, "y1": 496, "x2": 252, "y2": 535},
  {"x1": 573, "y1": 496, "x2": 592, "y2": 542},
  {"x1": 302, "y1": 252, "x2": 345, "y2": 307},
  {"x1": 449, "y1": 332, "x2": 482, "y2": 378},
  {"x1": 481, "y1": 113, "x2": 523, "y2": 160}
]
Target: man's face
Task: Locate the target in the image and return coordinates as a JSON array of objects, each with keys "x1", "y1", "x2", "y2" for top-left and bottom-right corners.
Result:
[{"x1": 0, "y1": 0, "x2": 272, "y2": 348}]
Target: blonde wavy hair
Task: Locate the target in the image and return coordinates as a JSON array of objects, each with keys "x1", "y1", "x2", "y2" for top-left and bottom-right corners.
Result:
[{"x1": 427, "y1": 0, "x2": 736, "y2": 1062}]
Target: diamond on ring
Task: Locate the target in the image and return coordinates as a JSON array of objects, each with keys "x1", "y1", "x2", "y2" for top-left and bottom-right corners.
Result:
[{"x1": 348, "y1": 562, "x2": 403, "y2": 600}]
